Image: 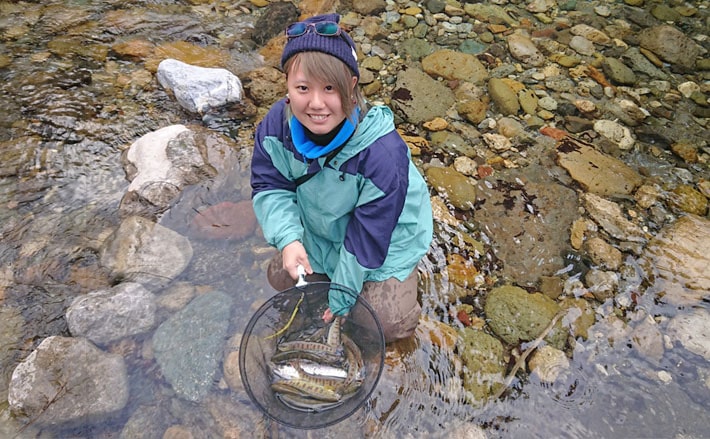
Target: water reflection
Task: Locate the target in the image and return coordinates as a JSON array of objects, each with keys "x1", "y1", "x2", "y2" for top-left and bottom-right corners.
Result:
[{"x1": 0, "y1": 0, "x2": 708, "y2": 438}]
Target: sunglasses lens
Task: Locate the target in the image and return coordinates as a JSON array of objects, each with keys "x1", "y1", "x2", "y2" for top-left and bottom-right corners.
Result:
[
  {"x1": 286, "y1": 22, "x2": 307, "y2": 37},
  {"x1": 314, "y1": 22, "x2": 340, "y2": 35}
]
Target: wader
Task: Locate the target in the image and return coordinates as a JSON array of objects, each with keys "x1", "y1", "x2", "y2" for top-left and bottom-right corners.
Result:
[{"x1": 267, "y1": 254, "x2": 421, "y2": 343}]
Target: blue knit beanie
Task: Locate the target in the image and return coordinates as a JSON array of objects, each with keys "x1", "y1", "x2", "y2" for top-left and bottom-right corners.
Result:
[{"x1": 281, "y1": 14, "x2": 360, "y2": 79}]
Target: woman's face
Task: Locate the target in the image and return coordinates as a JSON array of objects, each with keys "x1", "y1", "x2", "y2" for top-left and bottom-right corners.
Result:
[{"x1": 286, "y1": 62, "x2": 355, "y2": 135}]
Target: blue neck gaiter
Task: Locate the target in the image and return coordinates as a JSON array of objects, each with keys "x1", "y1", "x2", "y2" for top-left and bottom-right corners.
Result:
[{"x1": 290, "y1": 109, "x2": 359, "y2": 160}]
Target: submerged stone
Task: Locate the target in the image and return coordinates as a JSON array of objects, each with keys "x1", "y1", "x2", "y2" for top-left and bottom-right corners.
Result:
[{"x1": 153, "y1": 290, "x2": 233, "y2": 402}]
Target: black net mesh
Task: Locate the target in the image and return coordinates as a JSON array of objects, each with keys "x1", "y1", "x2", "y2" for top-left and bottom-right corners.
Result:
[{"x1": 239, "y1": 281, "x2": 385, "y2": 429}]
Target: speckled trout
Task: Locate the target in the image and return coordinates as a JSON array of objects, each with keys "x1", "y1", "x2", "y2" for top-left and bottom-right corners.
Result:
[{"x1": 271, "y1": 378, "x2": 342, "y2": 402}]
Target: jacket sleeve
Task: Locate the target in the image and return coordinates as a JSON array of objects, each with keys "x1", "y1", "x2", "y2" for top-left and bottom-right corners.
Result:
[
  {"x1": 250, "y1": 107, "x2": 304, "y2": 251},
  {"x1": 328, "y1": 132, "x2": 411, "y2": 315}
]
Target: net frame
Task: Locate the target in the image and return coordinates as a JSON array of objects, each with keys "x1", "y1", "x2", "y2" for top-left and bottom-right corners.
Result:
[{"x1": 239, "y1": 281, "x2": 385, "y2": 429}]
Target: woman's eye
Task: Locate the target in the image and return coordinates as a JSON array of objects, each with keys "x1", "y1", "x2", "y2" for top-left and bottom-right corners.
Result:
[
  {"x1": 325, "y1": 85, "x2": 334, "y2": 92},
  {"x1": 297, "y1": 85, "x2": 308, "y2": 92}
]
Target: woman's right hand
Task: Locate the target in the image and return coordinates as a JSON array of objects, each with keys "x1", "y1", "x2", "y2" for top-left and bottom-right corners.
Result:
[{"x1": 282, "y1": 240, "x2": 313, "y2": 281}]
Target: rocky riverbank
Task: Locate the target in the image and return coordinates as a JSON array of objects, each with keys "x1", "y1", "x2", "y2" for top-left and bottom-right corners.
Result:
[{"x1": 0, "y1": 0, "x2": 709, "y2": 437}]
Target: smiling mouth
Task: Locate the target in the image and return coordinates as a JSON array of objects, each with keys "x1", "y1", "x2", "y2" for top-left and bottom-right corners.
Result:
[{"x1": 309, "y1": 114, "x2": 329, "y2": 121}]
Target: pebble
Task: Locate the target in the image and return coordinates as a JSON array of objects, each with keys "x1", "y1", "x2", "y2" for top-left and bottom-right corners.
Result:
[
  {"x1": 507, "y1": 32, "x2": 546, "y2": 66},
  {"x1": 569, "y1": 36, "x2": 596, "y2": 56},
  {"x1": 657, "y1": 370, "x2": 672, "y2": 384},
  {"x1": 594, "y1": 119, "x2": 635, "y2": 150},
  {"x1": 678, "y1": 81, "x2": 701, "y2": 98}
]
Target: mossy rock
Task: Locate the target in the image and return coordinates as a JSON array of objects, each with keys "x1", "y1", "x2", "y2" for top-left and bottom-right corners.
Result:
[
  {"x1": 457, "y1": 328, "x2": 506, "y2": 404},
  {"x1": 484, "y1": 285, "x2": 567, "y2": 349}
]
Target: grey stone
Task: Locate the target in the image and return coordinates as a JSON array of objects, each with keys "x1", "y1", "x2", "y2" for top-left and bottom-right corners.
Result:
[{"x1": 8, "y1": 336, "x2": 128, "y2": 427}]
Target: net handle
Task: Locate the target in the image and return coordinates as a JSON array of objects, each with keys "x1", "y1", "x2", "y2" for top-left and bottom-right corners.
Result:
[{"x1": 296, "y1": 264, "x2": 307, "y2": 287}]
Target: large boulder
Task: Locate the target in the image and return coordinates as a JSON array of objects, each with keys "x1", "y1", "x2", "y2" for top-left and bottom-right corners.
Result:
[
  {"x1": 99, "y1": 216, "x2": 193, "y2": 289},
  {"x1": 66, "y1": 282, "x2": 157, "y2": 345},
  {"x1": 152, "y1": 290, "x2": 233, "y2": 402},
  {"x1": 8, "y1": 336, "x2": 128, "y2": 427},
  {"x1": 638, "y1": 214, "x2": 710, "y2": 305}
]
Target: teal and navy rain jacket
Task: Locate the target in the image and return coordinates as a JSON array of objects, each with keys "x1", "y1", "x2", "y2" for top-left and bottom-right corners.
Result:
[{"x1": 251, "y1": 100, "x2": 433, "y2": 315}]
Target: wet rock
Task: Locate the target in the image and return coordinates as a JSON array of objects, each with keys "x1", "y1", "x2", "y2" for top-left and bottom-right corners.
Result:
[
  {"x1": 560, "y1": 298, "x2": 595, "y2": 339},
  {"x1": 391, "y1": 67, "x2": 455, "y2": 124},
  {"x1": 438, "y1": 421, "x2": 488, "y2": 439},
  {"x1": 422, "y1": 49, "x2": 488, "y2": 84},
  {"x1": 454, "y1": 82, "x2": 490, "y2": 124},
  {"x1": 155, "y1": 281, "x2": 197, "y2": 312},
  {"x1": 602, "y1": 58, "x2": 637, "y2": 85},
  {"x1": 425, "y1": 166, "x2": 477, "y2": 211},
  {"x1": 669, "y1": 184, "x2": 708, "y2": 216},
  {"x1": 430, "y1": 130, "x2": 478, "y2": 157},
  {"x1": 594, "y1": 119, "x2": 635, "y2": 150},
  {"x1": 528, "y1": 345, "x2": 570, "y2": 383},
  {"x1": 634, "y1": 183, "x2": 662, "y2": 209},
  {"x1": 484, "y1": 285, "x2": 566, "y2": 349},
  {"x1": 507, "y1": 33, "x2": 545, "y2": 67},
  {"x1": 621, "y1": 47, "x2": 669, "y2": 80},
  {"x1": 556, "y1": 136, "x2": 643, "y2": 196},
  {"x1": 8, "y1": 336, "x2": 128, "y2": 427},
  {"x1": 153, "y1": 290, "x2": 233, "y2": 402},
  {"x1": 584, "y1": 236, "x2": 623, "y2": 270},
  {"x1": 145, "y1": 41, "x2": 232, "y2": 73},
  {"x1": 189, "y1": 200, "x2": 257, "y2": 241},
  {"x1": 120, "y1": 125, "x2": 218, "y2": 217},
  {"x1": 222, "y1": 332, "x2": 243, "y2": 393},
  {"x1": 250, "y1": 1, "x2": 298, "y2": 45},
  {"x1": 650, "y1": 4, "x2": 682, "y2": 22},
  {"x1": 99, "y1": 216, "x2": 193, "y2": 289},
  {"x1": 241, "y1": 66, "x2": 286, "y2": 107},
  {"x1": 0, "y1": 307, "x2": 25, "y2": 404},
  {"x1": 463, "y1": 3, "x2": 518, "y2": 27},
  {"x1": 638, "y1": 215, "x2": 710, "y2": 305},
  {"x1": 630, "y1": 315, "x2": 664, "y2": 362},
  {"x1": 482, "y1": 133, "x2": 512, "y2": 153},
  {"x1": 667, "y1": 308, "x2": 710, "y2": 361},
  {"x1": 352, "y1": 0, "x2": 387, "y2": 15},
  {"x1": 473, "y1": 174, "x2": 577, "y2": 286},
  {"x1": 458, "y1": 328, "x2": 506, "y2": 403},
  {"x1": 638, "y1": 25, "x2": 700, "y2": 71},
  {"x1": 583, "y1": 193, "x2": 649, "y2": 243},
  {"x1": 570, "y1": 217, "x2": 597, "y2": 250},
  {"x1": 569, "y1": 35, "x2": 596, "y2": 56},
  {"x1": 430, "y1": 195, "x2": 459, "y2": 227},
  {"x1": 488, "y1": 78, "x2": 520, "y2": 115},
  {"x1": 157, "y1": 59, "x2": 243, "y2": 114},
  {"x1": 66, "y1": 282, "x2": 157, "y2": 346},
  {"x1": 119, "y1": 405, "x2": 171, "y2": 439},
  {"x1": 111, "y1": 38, "x2": 155, "y2": 60},
  {"x1": 585, "y1": 269, "x2": 619, "y2": 302},
  {"x1": 570, "y1": 24, "x2": 611, "y2": 46},
  {"x1": 518, "y1": 88, "x2": 539, "y2": 115}
]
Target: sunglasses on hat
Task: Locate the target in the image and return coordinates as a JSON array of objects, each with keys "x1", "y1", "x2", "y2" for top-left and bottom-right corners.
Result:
[{"x1": 285, "y1": 21, "x2": 342, "y2": 38}]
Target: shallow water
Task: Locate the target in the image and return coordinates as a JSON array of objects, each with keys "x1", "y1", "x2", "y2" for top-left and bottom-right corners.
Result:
[{"x1": 0, "y1": 1, "x2": 708, "y2": 438}]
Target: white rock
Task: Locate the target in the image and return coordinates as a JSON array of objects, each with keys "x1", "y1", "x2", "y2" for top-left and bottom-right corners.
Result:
[
  {"x1": 594, "y1": 119, "x2": 635, "y2": 150},
  {"x1": 678, "y1": 81, "x2": 700, "y2": 98},
  {"x1": 507, "y1": 32, "x2": 545, "y2": 66},
  {"x1": 569, "y1": 35, "x2": 596, "y2": 56},
  {"x1": 667, "y1": 309, "x2": 710, "y2": 361},
  {"x1": 157, "y1": 58, "x2": 242, "y2": 113},
  {"x1": 482, "y1": 133, "x2": 512, "y2": 152},
  {"x1": 570, "y1": 24, "x2": 611, "y2": 45}
]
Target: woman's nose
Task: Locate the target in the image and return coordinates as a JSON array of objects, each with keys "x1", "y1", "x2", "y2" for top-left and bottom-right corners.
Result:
[{"x1": 309, "y1": 91, "x2": 324, "y2": 108}]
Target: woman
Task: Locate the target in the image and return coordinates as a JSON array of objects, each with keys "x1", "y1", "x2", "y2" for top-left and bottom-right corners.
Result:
[{"x1": 250, "y1": 13, "x2": 432, "y2": 342}]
